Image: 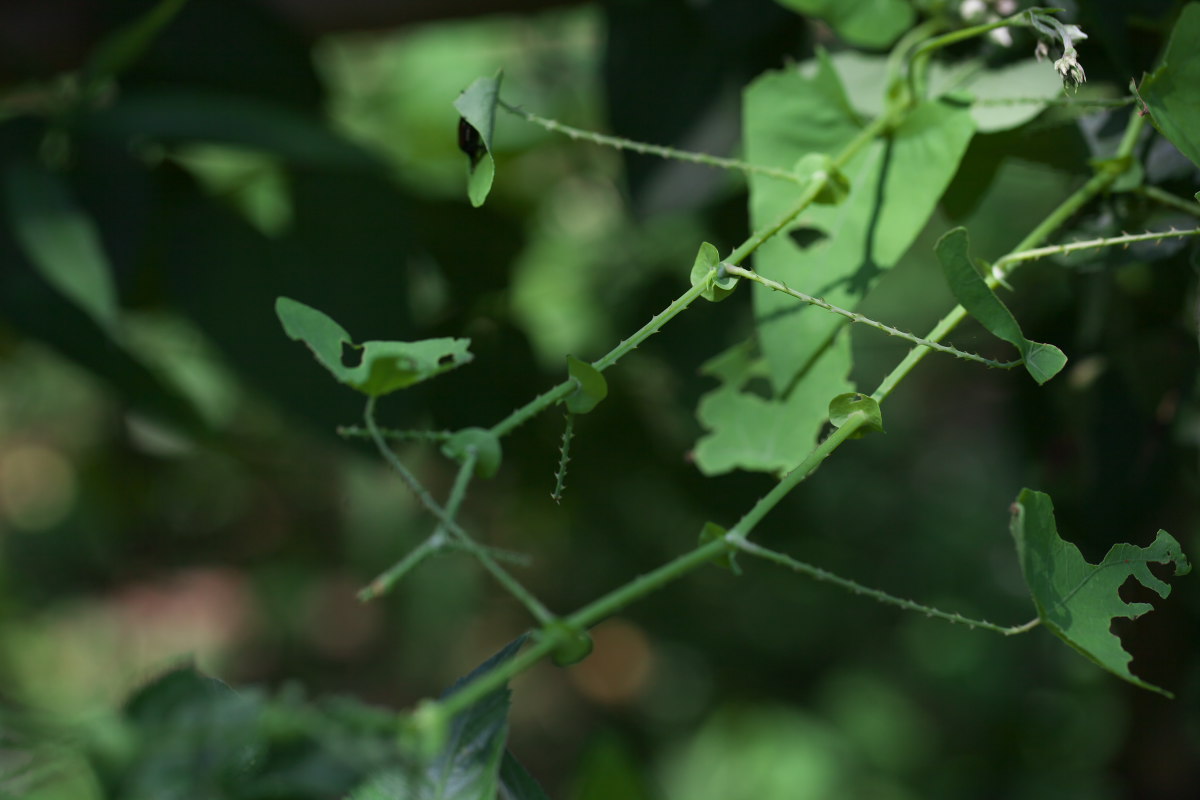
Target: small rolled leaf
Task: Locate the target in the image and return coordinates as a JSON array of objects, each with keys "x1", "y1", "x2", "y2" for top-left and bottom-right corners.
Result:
[
  {"x1": 454, "y1": 72, "x2": 502, "y2": 207},
  {"x1": 935, "y1": 228, "x2": 1067, "y2": 384},
  {"x1": 565, "y1": 355, "x2": 607, "y2": 414},
  {"x1": 442, "y1": 428, "x2": 503, "y2": 478},
  {"x1": 276, "y1": 297, "x2": 472, "y2": 397},
  {"x1": 699, "y1": 521, "x2": 740, "y2": 574},
  {"x1": 542, "y1": 621, "x2": 594, "y2": 667},
  {"x1": 793, "y1": 153, "x2": 849, "y2": 205},
  {"x1": 689, "y1": 242, "x2": 738, "y2": 302},
  {"x1": 828, "y1": 392, "x2": 884, "y2": 437}
]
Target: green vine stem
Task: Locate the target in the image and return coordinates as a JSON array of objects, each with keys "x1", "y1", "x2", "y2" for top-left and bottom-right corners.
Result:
[
  {"x1": 338, "y1": 425, "x2": 453, "y2": 443},
  {"x1": 993, "y1": 227, "x2": 1200, "y2": 271},
  {"x1": 722, "y1": 264, "x2": 1020, "y2": 369},
  {"x1": 729, "y1": 536, "x2": 1040, "y2": 635},
  {"x1": 498, "y1": 99, "x2": 803, "y2": 185},
  {"x1": 551, "y1": 413, "x2": 574, "y2": 504},
  {"x1": 359, "y1": 447, "x2": 478, "y2": 601},
  {"x1": 872, "y1": 111, "x2": 1147, "y2": 402},
  {"x1": 1135, "y1": 186, "x2": 1200, "y2": 218},
  {"x1": 364, "y1": 397, "x2": 555, "y2": 623}
]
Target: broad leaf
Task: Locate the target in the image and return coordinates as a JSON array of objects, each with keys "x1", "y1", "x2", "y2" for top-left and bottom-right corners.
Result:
[
  {"x1": 2, "y1": 160, "x2": 120, "y2": 333},
  {"x1": 934, "y1": 228, "x2": 1067, "y2": 384},
  {"x1": 454, "y1": 73, "x2": 502, "y2": 207},
  {"x1": 1136, "y1": 3, "x2": 1200, "y2": 169},
  {"x1": 693, "y1": 333, "x2": 853, "y2": 476},
  {"x1": 565, "y1": 355, "x2": 607, "y2": 414},
  {"x1": 1010, "y1": 489, "x2": 1191, "y2": 696},
  {"x1": 276, "y1": 297, "x2": 472, "y2": 397},
  {"x1": 774, "y1": 0, "x2": 915, "y2": 49},
  {"x1": 689, "y1": 242, "x2": 738, "y2": 302}
]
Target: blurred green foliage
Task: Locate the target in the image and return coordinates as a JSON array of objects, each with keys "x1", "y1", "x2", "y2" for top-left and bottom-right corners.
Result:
[{"x1": 1, "y1": 0, "x2": 1199, "y2": 798}]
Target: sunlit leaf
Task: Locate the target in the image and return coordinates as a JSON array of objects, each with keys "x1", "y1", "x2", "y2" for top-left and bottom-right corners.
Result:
[
  {"x1": 793, "y1": 153, "x2": 849, "y2": 205},
  {"x1": 689, "y1": 242, "x2": 737, "y2": 302},
  {"x1": 1135, "y1": 3, "x2": 1200, "y2": 169},
  {"x1": 1010, "y1": 489, "x2": 1191, "y2": 696},
  {"x1": 565, "y1": 355, "x2": 607, "y2": 414},
  {"x1": 774, "y1": 0, "x2": 915, "y2": 48},
  {"x1": 276, "y1": 297, "x2": 472, "y2": 397},
  {"x1": 454, "y1": 73, "x2": 502, "y2": 207},
  {"x1": 2, "y1": 160, "x2": 120, "y2": 334},
  {"x1": 934, "y1": 228, "x2": 1067, "y2": 384}
]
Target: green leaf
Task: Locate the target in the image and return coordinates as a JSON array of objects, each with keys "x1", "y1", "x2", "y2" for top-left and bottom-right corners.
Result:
[
  {"x1": 774, "y1": 0, "x2": 915, "y2": 48},
  {"x1": 689, "y1": 242, "x2": 738, "y2": 302},
  {"x1": 2, "y1": 160, "x2": 120, "y2": 333},
  {"x1": 83, "y1": 0, "x2": 187, "y2": 86},
  {"x1": 453, "y1": 73, "x2": 502, "y2": 207},
  {"x1": 745, "y1": 56, "x2": 975, "y2": 394},
  {"x1": 442, "y1": 428, "x2": 503, "y2": 478},
  {"x1": 793, "y1": 153, "x2": 849, "y2": 205},
  {"x1": 934, "y1": 228, "x2": 1067, "y2": 384},
  {"x1": 1136, "y1": 3, "x2": 1200, "y2": 169},
  {"x1": 85, "y1": 90, "x2": 381, "y2": 169},
  {"x1": 276, "y1": 297, "x2": 472, "y2": 397},
  {"x1": 565, "y1": 355, "x2": 608, "y2": 414},
  {"x1": 828, "y1": 392, "x2": 884, "y2": 437},
  {"x1": 693, "y1": 333, "x2": 854, "y2": 476},
  {"x1": 928, "y1": 57, "x2": 1064, "y2": 133},
  {"x1": 699, "y1": 521, "x2": 740, "y2": 574},
  {"x1": 541, "y1": 621, "x2": 594, "y2": 668},
  {"x1": 1010, "y1": 489, "x2": 1191, "y2": 696},
  {"x1": 498, "y1": 752, "x2": 551, "y2": 800}
]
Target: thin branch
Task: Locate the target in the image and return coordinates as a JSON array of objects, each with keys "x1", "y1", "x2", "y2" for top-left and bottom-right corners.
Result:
[
  {"x1": 551, "y1": 412, "x2": 574, "y2": 503},
  {"x1": 992, "y1": 226, "x2": 1200, "y2": 271}
]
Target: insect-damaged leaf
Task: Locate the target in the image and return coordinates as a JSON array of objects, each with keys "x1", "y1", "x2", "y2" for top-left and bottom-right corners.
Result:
[
  {"x1": 1010, "y1": 489, "x2": 1191, "y2": 696},
  {"x1": 276, "y1": 297, "x2": 471, "y2": 397},
  {"x1": 454, "y1": 72, "x2": 502, "y2": 207},
  {"x1": 565, "y1": 355, "x2": 607, "y2": 414},
  {"x1": 935, "y1": 228, "x2": 1067, "y2": 384}
]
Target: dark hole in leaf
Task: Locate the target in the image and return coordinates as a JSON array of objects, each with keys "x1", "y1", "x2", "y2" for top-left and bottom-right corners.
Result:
[
  {"x1": 438, "y1": 353, "x2": 457, "y2": 366},
  {"x1": 788, "y1": 227, "x2": 827, "y2": 249},
  {"x1": 458, "y1": 117, "x2": 485, "y2": 168},
  {"x1": 341, "y1": 341, "x2": 363, "y2": 368}
]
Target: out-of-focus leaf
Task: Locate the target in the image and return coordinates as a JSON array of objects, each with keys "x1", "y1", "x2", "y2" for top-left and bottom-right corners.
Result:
[
  {"x1": 2, "y1": 160, "x2": 119, "y2": 333},
  {"x1": 542, "y1": 621, "x2": 595, "y2": 667},
  {"x1": 442, "y1": 427, "x2": 503, "y2": 478},
  {"x1": 929, "y1": 58, "x2": 1065, "y2": 133},
  {"x1": 689, "y1": 241, "x2": 738, "y2": 302},
  {"x1": 1136, "y1": 3, "x2": 1200, "y2": 169},
  {"x1": 83, "y1": 0, "x2": 188, "y2": 86},
  {"x1": 453, "y1": 73, "x2": 502, "y2": 207},
  {"x1": 1010, "y1": 489, "x2": 1191, "y2": 696},
  {"x1": 693, "y1": 333, "x2": 853, "y2": 476},
  {"x1": 498, "y1": 751, "x2": 551, "y2": 800},
  {"x1": 85, "y1": 90, "x2": 381, "y2": 169},
  {"x1": 934, "y1": 228, "x2": 1067, "y2": 384},
  {"x1": 276, "y1": 297, "x2": 472, "y2": 397},
  {"x1": 828, "y1": 392, "x2": 884, "y2": 436},
  {"x1": 774, "y1": 0, "x2": 915, "y2": 48},
  {"x1": 699, "y1": 521, "x2": 740, "y2": 574},
  {"x1": 565, "y1": 355, "x2": 608, "y2": 414},
  {"x1": 571, "y1": 733, "x2": 654, "y2": 800}
]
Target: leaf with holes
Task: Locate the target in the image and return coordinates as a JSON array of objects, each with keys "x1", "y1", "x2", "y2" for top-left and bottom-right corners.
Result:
[
  {"x1": 454, "y1": 72, "x2": 503, "y2": 207},
  {"x1": 276, "y1": 297, "x2": 472, "y2": 397},
  {"x1": 1010, "y1": 489, "x2": 1191, "y2": 696},
  {"x1": 935, "y1": 228, "x2": 1066, "y2": 384}
]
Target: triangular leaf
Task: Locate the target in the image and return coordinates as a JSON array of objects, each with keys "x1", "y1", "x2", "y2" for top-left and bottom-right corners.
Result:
[
  {"x1": 1010, "y1": 489, "x2": 1191, "y2": 696},
  {"x1": 276, "y1": 297, "x2": 472, "y2": 397},
  {"x1": 935, "y1": 228, "x2": 1067, "y2": 384},
  {"x1": 565, "y1": 355, "x2": 607, "y2": 414},
  {"x1": 1136, "y1": 3, "x2": 1200, "y2": 169},
  {"x1": 454, "y1": 73, "x2": 503, "y2": 207}
]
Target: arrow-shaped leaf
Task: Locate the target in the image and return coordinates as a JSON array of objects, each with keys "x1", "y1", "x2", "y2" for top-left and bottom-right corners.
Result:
[
  {"x1": 935, "y1": 227, "x2": 1067, "y2": 384},
  {"x1": 454, "y1": 73, "x2": 502, "y2": 207},
  {"x1": 1010, "y1": 488, "x2": 1191, "y2": 696}
]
